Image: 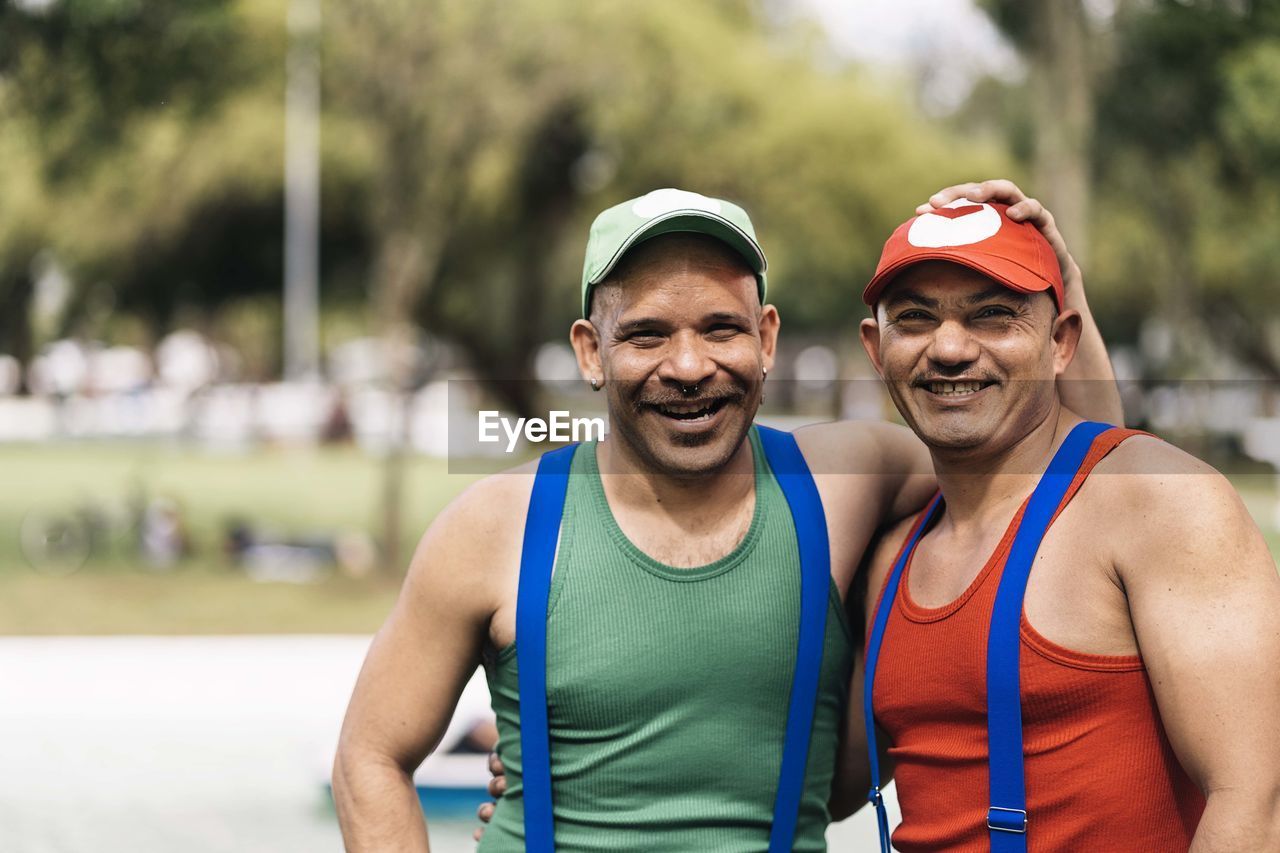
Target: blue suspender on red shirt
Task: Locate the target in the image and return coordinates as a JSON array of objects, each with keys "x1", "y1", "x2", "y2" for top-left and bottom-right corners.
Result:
[{"x1": 863, "y1": 421, "x2": 1113, "y2": 853}]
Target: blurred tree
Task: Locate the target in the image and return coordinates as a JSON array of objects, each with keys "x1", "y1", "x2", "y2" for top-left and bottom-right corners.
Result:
[
  {"x1": 981, "y1": 0, "x2": 1102, "y2": 267},
  {"x1": 0, "y1": 0, "x2": 286, "y2": 357},
  {"x1": 324, "y1": 0, "x2": 1004, "y2": 570},
  {"x1": 328, "y1": 0, "x2": 1005, "y2": 389},
  {"x1": 1091, "y1": 0, "x2": 1280, "y2": 377},
  {"x1": 1, "y1": 0, "x2": 1005, "y2": 569},
  {"x1": 974, "y1": 0, "x2": 1280, "y2": 381},
  {"x1": 2, "y1": 0, "x2": 1002, "y2": 383}
]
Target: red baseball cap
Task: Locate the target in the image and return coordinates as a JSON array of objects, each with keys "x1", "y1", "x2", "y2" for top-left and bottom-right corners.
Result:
[{"x1": 862, "y1": 200, "x2": 1064, "y2": 309}]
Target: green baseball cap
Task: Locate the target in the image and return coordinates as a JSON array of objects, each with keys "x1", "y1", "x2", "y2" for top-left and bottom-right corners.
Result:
[{"x1": 580, "y1": 188, "x2": 768, "y2": 316}]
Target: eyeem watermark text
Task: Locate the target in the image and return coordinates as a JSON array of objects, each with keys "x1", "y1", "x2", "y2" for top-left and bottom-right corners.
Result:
[{"x1": 478, "y1": 410, "x2": 607, "y2": 452}]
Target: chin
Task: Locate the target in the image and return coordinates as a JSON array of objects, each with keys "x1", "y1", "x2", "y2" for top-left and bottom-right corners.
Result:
[
  {"x1": 906, "y1": 412, "x2": 1000, "y2": 454},
  {"x1": 629, "y1": 409, "x2": 753, "y2": 478}
]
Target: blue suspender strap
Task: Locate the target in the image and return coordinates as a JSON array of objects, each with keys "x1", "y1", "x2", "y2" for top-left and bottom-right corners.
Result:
[
  {"x1": 515, "y1": 443, "x2": 578, "y2": 853},
  {"x1": 863, "y1": 491, "x2": 944, "y2": 853},
  {"x1": 756, "y1": 425, "x2": 831, "y2": 853},
  {"x1": 986, "y1": 421, "x2": 1111, "y2": 852}
]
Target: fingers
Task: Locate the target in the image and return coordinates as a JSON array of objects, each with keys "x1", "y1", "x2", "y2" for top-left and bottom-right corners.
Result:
[
  {"x1": 917, "y1": 179, "x2": 1029, "y2": 213},
  {"x1": 474, "y1": 799, "x2": 495, "y2": 841},
  {"x1": 1005, "y1": 197, "x2": 1043, "y2": 223},
  {"x1": 917, "y1": 181, "x2": 980, "y2": 212},
  {"x1": 487, "y1": 773, "x2": 507, "y2": 798},
  {"x1": 913, "y1": 180, "x2": 1081, "y2": 288},
  {"x1": 488, "y1": 751, "x2": 505, "y2": 777}
]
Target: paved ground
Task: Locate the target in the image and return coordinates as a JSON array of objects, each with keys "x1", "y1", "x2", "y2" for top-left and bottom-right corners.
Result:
[{"x1": 0, "y1": 635, "x2": 897, "y2": 852}]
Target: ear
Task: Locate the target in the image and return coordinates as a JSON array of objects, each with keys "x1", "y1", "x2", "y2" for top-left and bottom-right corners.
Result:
[
  {"x1": 859, "y1": 315, "x2": 886, "y2": 378},
  {"x1": 570, "y1": 319, "x2": 604, "y2": 386},
  {"x1": 1050, "y1": 308, "x2": 1083, "y2": 377},
  {"x1": 758, "y1": 304, "x2": 780, "y2": 374}
]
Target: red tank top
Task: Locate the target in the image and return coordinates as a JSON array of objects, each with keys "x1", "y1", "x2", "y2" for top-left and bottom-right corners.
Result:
[{"x1": 870, "y1": 429, "x2": 1205, "y2": 852}]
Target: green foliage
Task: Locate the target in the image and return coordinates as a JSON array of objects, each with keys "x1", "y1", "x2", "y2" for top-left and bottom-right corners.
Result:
[
  {"x1": 1220, "y1": 40, "x2": 1280, "y2": 175},
  {"x1": 974, "y1": 0, "x2": 1280, "y2": 375},
  {"x1": 0, "y1": 0, "x2": 1005, "y2": 399},
  {"x1": 1083, "y1": 1, "x2": 1280, "y2": 374},
  {"x1": 0, "y1": 0, "x2": 259, "y2": 183}
]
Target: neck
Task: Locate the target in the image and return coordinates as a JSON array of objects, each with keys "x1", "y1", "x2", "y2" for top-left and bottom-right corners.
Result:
[
  {"x1": 596, "y1": 432, "x2": 756, "y2": 517},
  {"x1": 930, "y1": 404, "x2": 1082, "y2": 530}
]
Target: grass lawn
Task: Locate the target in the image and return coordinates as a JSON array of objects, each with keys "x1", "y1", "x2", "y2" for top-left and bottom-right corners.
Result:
[
  {"x1": 1, "y1": 442, "x2": 1276, "y2": 635},
  {"x1": 0, "y1": 442, "x2": 485, "y2": 634}
]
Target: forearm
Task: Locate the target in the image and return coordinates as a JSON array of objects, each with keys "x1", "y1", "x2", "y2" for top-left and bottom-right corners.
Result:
[
  {"x1": 1059, "y1": 279, "x2": 1124, "y2": 425},
  {"x1": 1189, "y1": 787, "x2": 1280, "y2": 852},
  {"x1": 830, "y1": 654, "x2": 895, "y2": 823},
  {"x1": 829, "y1": 747, "x2": 872, "y2": 821},
  {"x1": 333, "y1": 748, "x2": 432, "y2": 852}
]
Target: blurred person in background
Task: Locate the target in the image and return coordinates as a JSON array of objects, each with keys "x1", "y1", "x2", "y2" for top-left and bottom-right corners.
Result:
[{"x1": 333, "y1": 181, "x2": 1118, "y2": 851}]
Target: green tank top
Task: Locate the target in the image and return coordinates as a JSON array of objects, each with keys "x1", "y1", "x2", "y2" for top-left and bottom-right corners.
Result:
[{"x1": 478, "y1": 427, "x2": 854, "y2": 852}]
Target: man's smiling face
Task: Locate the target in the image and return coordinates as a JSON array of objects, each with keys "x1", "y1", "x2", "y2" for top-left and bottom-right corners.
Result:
[
  {"x1": 573, "y1": 233, "x2": 778, "y2": 477},
  {"x1": 860, "y1": 260, "x2": 1078, "y2": 455}
]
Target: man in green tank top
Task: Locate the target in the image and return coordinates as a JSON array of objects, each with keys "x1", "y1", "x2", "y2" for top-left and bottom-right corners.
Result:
[{"x1": 333, "y1": 182, "x2": 1117, "y2": 851}]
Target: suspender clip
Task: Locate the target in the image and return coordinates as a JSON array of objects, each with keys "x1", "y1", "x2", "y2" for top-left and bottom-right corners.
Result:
[
  {"x1": 987, "y1": 806, "x2": 1028, "y2": 834},
  {"x1": 867, "y1": 786, "x2": 884, "y2": 807}
]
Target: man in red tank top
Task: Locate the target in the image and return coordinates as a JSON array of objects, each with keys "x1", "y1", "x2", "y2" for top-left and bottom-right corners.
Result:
[{"x1": 836, "y1": 182, "x2": 1280, "y2": 851}]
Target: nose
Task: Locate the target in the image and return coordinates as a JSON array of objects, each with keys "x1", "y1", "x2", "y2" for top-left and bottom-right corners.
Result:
[
  {"x1": 656, "y1": 330, "x2": 717, "y2": 391},
  {"x1": 926, "y1": 318, "x2": 980, "y2": 368}
]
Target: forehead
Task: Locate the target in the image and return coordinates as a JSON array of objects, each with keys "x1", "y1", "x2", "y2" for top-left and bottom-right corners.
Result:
[{"x1": 881, "y1": 260, "x2": 1006, "y2": 302}]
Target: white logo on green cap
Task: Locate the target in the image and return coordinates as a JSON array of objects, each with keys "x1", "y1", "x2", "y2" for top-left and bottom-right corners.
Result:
[{"x1": 631, "y1": 188, "x2": 724, "y2": 218}]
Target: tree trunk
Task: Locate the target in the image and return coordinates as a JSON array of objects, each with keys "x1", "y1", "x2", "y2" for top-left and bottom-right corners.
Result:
[
  {"x1": 1028, "y1": 0, "x2": 1094, "y2": 269},
  {"x1": 374, "y1": 227, "x2": 441, "y2": 576},
  {"x1": 0, "y1": 252, "x2": 36, "y2": 393}
]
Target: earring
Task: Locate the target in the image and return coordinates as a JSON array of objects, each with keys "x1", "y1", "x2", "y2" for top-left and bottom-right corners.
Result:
[{"x1": 590, "y1": 377, "x2": 600, "y2": 391}]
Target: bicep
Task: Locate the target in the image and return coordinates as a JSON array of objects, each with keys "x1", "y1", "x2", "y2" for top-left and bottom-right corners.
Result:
[
  {"x1": 870, "y1": 422, "x2": 936, "y2": 523},
  {"x1": 834, "y1": 522, "x2": 911, "y2": 815},
  {"x1": 1122, "y1": 476, "x2": 1280, "y2": 794}
]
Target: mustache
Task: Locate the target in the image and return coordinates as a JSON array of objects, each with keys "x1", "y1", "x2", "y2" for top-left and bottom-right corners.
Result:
[{"x1": 636, "y1": 383, "x2": 749, "y2": 408}]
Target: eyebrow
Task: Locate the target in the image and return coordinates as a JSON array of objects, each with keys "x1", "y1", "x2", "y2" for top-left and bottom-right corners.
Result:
[
  {"x1": 614, "y1": 317, "x2": 670, "y2": 336},
  {"x1": 614, "y1": 311, "x2": 752, "y2": 334},
  {"x1": 962, "y1": 286, "x2": 1029, "y2": 307},
  {"x1": 884, "y1": 291, "x2": 938, "y2": 310},
  {"x1": 704, "y1": 311, "x2": 753, "y2": 325}
]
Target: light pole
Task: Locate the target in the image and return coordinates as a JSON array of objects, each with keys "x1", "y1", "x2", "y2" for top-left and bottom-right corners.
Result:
[{"x1": 284, "y1": 0, "x2": 321, "y2": 382}]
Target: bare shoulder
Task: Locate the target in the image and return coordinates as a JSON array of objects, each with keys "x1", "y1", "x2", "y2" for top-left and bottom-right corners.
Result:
[
  {"x1": 793, "y1": 419, "x2": 922, "y2": 475},
  {"x1": 1090, "y1": 435, "x2": 1269, "y2": 581},
  {"x1": 401, "y1": 459, "x2": 539, "y2": 603},
  {"x1": 1091, "y1": 434, "x2": 1241, "y2": 521}
]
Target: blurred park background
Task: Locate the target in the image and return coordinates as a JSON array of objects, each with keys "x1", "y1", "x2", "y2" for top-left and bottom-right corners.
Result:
[{"x1": 2, "y1": 0, "x2": 1280, "y2": 850}]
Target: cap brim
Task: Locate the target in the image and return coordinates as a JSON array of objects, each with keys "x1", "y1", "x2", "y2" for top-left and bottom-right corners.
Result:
[
  {"x1": 862, "y1": 250, "x2": 1058, "y2": 309},
  {"x1": 588, "y1": 211, "x2": 767, "y2": 287}
]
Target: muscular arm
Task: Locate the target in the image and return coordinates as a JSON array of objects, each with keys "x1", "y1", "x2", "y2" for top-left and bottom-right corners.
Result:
[
  {"x1": 794, "y1": 420, "x2": 935, "y2": 534},
  {"x1": 333, "y1": 474, "x2": 527, "y2": 852},
  {"x1": 829, "y1": 516, "x2": 914, "y2": 821},
  {"x1": 1113, "y1": 445, "x2": 1280, "y2": 850},
  {"x1": 920, "y1": 180, "x2": 1123, "y2": 426}
]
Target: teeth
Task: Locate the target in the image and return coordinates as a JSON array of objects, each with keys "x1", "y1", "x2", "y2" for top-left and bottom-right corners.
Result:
[
  {"x1": 929, "y1": 381, "x2": 984, "y2": 396},
  {"x1": 662, "y1": 402, "x2": 708, "y2": 414},
  {"x1": 657, "y1": 400, "x2": 720, "y2": 420}
]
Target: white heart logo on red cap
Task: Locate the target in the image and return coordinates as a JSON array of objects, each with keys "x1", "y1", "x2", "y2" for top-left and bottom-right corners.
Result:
[
  {"x1": 632, "y1": 188, "x2": 723, "y2": 219},
  {"x1": 907, "y1": 199, "x2": 1001, "y2": 248}
]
